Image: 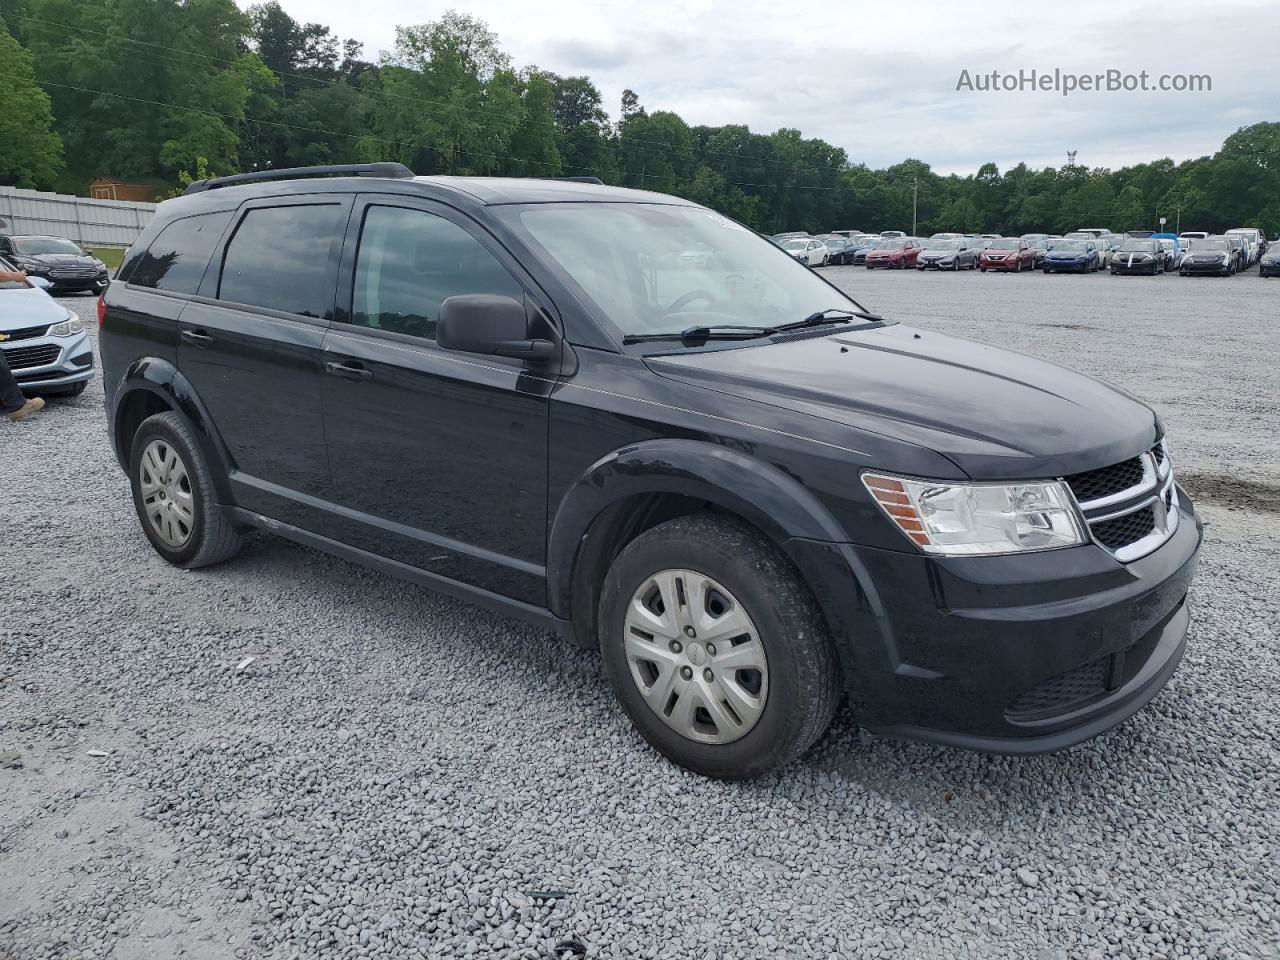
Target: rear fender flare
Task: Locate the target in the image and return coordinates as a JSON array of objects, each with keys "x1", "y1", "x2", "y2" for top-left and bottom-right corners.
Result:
[{"x1": 110, "y1": 357, "x2": 236, "y2": 502}]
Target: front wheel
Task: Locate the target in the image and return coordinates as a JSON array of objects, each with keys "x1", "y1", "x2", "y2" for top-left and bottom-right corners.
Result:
[
  {"x1": 599, "y1": 515, "x2": 841, "y2": 779},
  {"x1": 129, "y1": 411, "x2": 243, "y2": 568}
]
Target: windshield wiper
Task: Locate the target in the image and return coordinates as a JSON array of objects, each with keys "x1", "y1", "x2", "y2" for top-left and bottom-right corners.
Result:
[
  {"x1": 622, "y1": 324, "x2": 777, "y2": 345},
  {"x1": 770, "y1": 307, "x2": 887, "y2": 333}
]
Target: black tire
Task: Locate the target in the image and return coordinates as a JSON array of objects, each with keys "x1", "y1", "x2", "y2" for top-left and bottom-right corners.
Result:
[
  {"x1": 598, "y1": 514, "x2": 841, "y2": 779},
  {"x1": 128, "y1": 411, "x2": 242, "y2": 568}
]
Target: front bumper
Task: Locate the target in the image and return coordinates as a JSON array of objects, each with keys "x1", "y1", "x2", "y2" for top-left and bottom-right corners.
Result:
[
  {"x1": 1112, "y1": 259, "x2": 1159, "y2": 274},
  {"x1": 1259, "y1": 263, "x2": 1280, "y2": 276},
  {"x1": 980, "y1": 258, "x2": 1020, "y2": 271},
  {"x1": 1044, "y1": 259, "x2": 1090, "y2": 272},
  {"x1": 2, "y1": 331, "x2": 95, "y2": 391},
  {"x1": 786, "y1": 487, "x2": 1202, "y2": 754},
  {"x1": 1182, "y1": 260, "x2": 1231, "y2": 274}
]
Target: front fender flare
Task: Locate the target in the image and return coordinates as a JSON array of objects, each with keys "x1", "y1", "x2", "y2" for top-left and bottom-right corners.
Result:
[{"x1": 546, "y1": 438, "x2": 852, "y2": 620}]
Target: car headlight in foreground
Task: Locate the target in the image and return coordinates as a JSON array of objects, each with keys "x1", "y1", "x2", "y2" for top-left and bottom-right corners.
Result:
[
  {"x1": 863, "y1": 473, "x2": 1086, "y2": 555},
  {"x1": 47, "y1": 314, "x2": 85, "y2": 337}
]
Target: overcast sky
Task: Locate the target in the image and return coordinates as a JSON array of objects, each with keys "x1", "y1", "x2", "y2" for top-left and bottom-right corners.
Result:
[{"x1": 266, "y1": 0, "x2": 1278, "y2": 175}]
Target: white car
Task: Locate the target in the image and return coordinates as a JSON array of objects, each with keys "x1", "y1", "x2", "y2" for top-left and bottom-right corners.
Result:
[
  {"x1": 779, "y1": 237, "x2": 829, "y2": 266},
  {"x1": 0, "y1": 256, "x2": 96, "y2": 397}
]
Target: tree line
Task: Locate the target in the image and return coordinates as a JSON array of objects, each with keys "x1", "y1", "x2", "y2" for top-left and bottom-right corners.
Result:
[{"x1": 1, "y1": 0, "x2": 1277, "y2": 238}]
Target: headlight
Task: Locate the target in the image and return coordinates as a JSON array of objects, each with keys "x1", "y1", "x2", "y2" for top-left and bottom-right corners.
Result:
[
  {"x1": 48, "y1": 315, "x2": 84, "y2": 337},
  {"x1": 863, "y1": 473, "x2": 1086, "y2": 556}
]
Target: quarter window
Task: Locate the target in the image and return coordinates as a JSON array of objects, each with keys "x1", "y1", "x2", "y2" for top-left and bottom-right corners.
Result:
[
  {"x1": 130, "y1": 212, "x2": 232, "y2": 294},
  {"x1": 219, "y1": 204, "x2": 344, "y2": 318},
  {"x1": 350, "y1": 205, "x2": 522, "y2": 340}
]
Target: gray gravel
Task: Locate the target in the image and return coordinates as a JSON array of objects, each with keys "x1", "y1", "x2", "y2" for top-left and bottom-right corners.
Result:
[{"x1": 2, "y1": 274, "x2": 1278, "y2": 960}]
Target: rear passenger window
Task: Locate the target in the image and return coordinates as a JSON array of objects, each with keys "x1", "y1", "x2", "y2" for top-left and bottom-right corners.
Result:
[
  {"x1": 350, "y1": 205, "x2": 522, "y2": 340},
  {"x1": 219, "y1": 204, "x2": 343, "y2": 318},
  {"x1": 130, "y1": 212, "x2": 232, "y2": 294}
]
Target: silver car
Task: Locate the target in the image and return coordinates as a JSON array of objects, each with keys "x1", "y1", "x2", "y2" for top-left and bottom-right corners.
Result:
[{"x1": 0, "y1": 256, "x2": 95, "y2": 397}]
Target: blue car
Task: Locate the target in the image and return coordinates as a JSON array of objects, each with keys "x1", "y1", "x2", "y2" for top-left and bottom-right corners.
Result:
[{"x1": 1043, "y1": 239, "x2": 1100, "y2": 273}]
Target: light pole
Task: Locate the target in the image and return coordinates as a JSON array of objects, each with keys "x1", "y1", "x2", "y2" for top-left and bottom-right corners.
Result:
[{"x1": 911, "y1": 177, "x2": 919, "y2": 236}]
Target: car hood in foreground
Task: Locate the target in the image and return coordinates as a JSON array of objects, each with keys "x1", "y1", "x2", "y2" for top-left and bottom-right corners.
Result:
[
  {"x1": 0, "y1": 286, "x2": 70, "y2": 330},
  {"x1": 646, "y1": 324, "x2": 1157, "y2": 479}
]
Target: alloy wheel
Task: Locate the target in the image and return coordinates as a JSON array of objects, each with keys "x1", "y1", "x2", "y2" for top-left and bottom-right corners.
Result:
[{"x1": 622, "y1": 569, "x2": 769, "y2": 744}]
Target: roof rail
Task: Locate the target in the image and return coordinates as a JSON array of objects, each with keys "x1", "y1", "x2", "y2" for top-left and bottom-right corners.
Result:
[
  {"x1": 183, "y1": 162, "x2": 415, "y2": 195},
  {"x1": 552, "y1": 176, "x2": 604, "y2": 185}
]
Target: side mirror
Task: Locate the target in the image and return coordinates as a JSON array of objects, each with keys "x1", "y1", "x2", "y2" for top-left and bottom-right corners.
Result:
[
  {"x1": 29, "y1": 276, "x2": 52, "y2": 290},
  {"x1": 437, "y1": 294, "x2": 556, "y2": 363}
]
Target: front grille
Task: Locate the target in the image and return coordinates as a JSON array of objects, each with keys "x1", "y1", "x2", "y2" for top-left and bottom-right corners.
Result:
[
  {"x1": 2, "y1": 324, "x2": 50, "y2": 342},
  {"x1": 1065, "y1": 456, "x2": 1145, "y2": 503},
  {"x1": 1007, "y1": 656, "x2": 1108, "y2": 719},
  {"x1": 2, "y1": 343, "x2": 60, "y2": 370},
  {"x1": 49, "y1": 268, "x2": 96, "y2": 278},
  {"x1": 1092, "y1": 504, "x2": 1156, "y2": 550}
]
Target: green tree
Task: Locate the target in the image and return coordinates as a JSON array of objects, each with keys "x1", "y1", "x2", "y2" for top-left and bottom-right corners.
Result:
[
  {"x1": 1111, "y1": 184, "x2": 1148, "y2": 231},
  {"x1": 0, "y1": 16, "x2": 62, "y2": 187}
]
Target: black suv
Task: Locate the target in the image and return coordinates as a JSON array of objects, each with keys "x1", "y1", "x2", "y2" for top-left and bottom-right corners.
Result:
[{"x1": 99, "y1": 163, "x2": 1201, "y2": 778}]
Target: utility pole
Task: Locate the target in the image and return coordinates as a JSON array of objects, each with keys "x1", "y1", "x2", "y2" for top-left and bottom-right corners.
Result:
[{"x1": 911, "y1": 177, "x2": 919, "y2": 236}]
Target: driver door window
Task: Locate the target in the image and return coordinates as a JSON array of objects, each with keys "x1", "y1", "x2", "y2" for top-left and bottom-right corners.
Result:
[{"x1": 351, "y1": 205, "x2": 522, "y2": 340}]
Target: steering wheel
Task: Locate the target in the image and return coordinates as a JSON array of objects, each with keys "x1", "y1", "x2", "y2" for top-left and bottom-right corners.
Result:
[{"x1": 662, "y1": 289, "x2": 717, "y2": 315}]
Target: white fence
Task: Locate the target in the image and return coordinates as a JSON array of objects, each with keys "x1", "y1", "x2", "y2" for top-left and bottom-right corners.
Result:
[{"x1": 0, "y1": 186, "x2": 158, "y2": 249}]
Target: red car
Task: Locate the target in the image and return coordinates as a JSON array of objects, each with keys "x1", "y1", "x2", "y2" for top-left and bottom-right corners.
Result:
[
  {"x1": 865, "y1": 238, "x2": 921, "y2": 269},
  {"x1": 979, "y1": 238, "x2": 1035, "y2": 272}
]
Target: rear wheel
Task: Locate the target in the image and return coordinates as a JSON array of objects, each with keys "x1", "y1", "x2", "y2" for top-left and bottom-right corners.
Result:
[
  {"x1": 599, "y1": 515, "x2": 840, "y2": 778},
  {"x1": 128, "y1": 411, "x2": 242, "y2": 568}
]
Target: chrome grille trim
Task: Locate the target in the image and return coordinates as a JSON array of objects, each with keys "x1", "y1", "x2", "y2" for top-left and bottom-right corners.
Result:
[{"x1": 1066, "y1": 445, "x2": 1178, "y2": 563}]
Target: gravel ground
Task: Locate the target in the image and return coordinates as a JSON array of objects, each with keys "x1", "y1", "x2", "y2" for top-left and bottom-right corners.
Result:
[{"x1": 2, "y1": 272, "x2": 1278, "y2": 960}]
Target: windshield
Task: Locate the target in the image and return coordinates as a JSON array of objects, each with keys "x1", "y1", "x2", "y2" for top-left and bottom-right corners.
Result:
[
  {"x1": 1057, "y1": 240, "x2": 1090, "y2": 251},
  {"x1": 781, "y1": 239, "x2": 809, "y2": 251},
  {"x1": 926, "y1": 241, "x2": 960, "y2": 251},
  {"x1": 11, "y1": 236, "x2": 84, "y2": 255},
  {"x1": 1191, "y1": 240, "x2": 1229, "y2": 251},
  {"x1": 507, "y1": 203, "x2": 860, "y2": 338},
  {"x1": 1119, "y1": 240, "x2": 1157, "y2": 252},
  {"x1": 988, "y1": 239, "x2": 1020, "y2": 250}
]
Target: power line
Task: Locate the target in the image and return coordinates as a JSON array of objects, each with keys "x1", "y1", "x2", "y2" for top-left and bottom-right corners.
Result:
[{"x1": 11, "y1": 12, "x2": 852, "y2": 183}]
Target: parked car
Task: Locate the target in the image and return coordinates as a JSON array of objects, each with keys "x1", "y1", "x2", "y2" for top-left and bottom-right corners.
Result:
[
  {"x1": 1156, "y1": 238, "x2": 1181, "y2": 272},
  {"x1": 0, "y1": 255, "x2": 96, "y2": 397},
  {"x1": 829, "y1": 229, "x2": 861, "y2": 238},
  {"x1": 0, "y1": 235, "x2": 110, "y2": 294},
  {"x1": 1043, "y1": 239, "x2": 1100, "y2": 273},
  {"x1": 1029, "y1": 239, "x2": 1053, "y2": 267},
  {"x1": 916, "y1": 239, "x2": 977, "y2": 271},
  {"x1": 1259, "y1": 245, "x2": 1280, "y2": 277},
  {"x1": 770, "y1": 231, "x2": 810, "y2": 242},
  {"x1": 1178, "y1": 232, "x2": 1208, "y2": 243},
  {"x1": 1020, "y1": 233, "x2": 1050, "y2": 243},
  {"x1": 1095, "y1": 235, "x2": 1124, "y2": 269},
  {"x1": 879, "y1": 230, "x2": 906, "y2": 238},
  {"x1": 1076, "y1": 228, "x2": 1112, "y2": 238},
  {"x1": 816, "y1": 235, "x2": 853, "y2": 264},
  {"x1": 928, "y1": 233, "x2": 966, "y2": 242},
  {"x1": 1179, "y1": 238, "x2": 1236, "y2": 276},
  {"x1": 979, "y1": 237, "x2": 1035, "y2": 272},
  {"x1": 780, "y1": 237, "x2": 829, "y2": 266},
  {"x1": 848, "y1": 236, "x2": 880, "y2": 265},
  {"x1": 98, "y1": 163, "x2": 1201, "y2": 778},
  {"x1": 1210, "y1": 235, "x2": 1247, "y2": 272},
  {"x1": 865, "y1": 238, "x2": 921, "y2": 269},
  {"x1": 1110, "y1": 239, "x2": 1164, "y2": 276},
  {"x1": 1224, "y1": 228, "x2": 1265, "y2": 265}
]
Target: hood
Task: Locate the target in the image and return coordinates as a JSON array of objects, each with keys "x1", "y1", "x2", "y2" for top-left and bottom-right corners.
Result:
[
  {"x1": 10, "y1": 252, "x2": 103, "y2": 268},
  {"x1": 645, "y1": 324, "x2": 1157, "y2": 479},
  {"x1": 0, "y1": 286, "x2": 71, "y2": 330},
  {"x1": 1046, "y1": 249, "x2": 1087, "y2": 258}
]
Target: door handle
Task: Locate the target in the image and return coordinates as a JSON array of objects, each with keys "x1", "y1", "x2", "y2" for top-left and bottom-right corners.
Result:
[
  {"x1": 325, "y1": 360, "x2": 373, "y2": 382},
  {"x1": 180, "y1": 329, "x2": 213, "y2": 346}
]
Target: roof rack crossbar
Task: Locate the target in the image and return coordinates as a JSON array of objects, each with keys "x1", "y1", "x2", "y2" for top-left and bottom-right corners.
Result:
[{"x1": 183, "y1": 162, "x2": 415, "y2": 195}]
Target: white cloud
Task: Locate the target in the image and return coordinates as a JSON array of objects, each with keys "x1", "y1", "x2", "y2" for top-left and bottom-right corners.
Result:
[{"x1": 263, "y1": 0, "x2": 1279, "y2": 174}]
